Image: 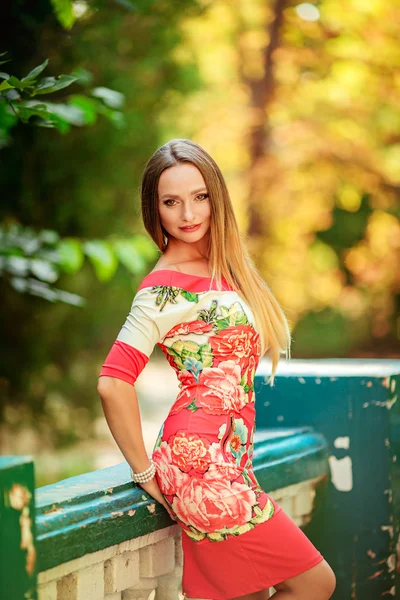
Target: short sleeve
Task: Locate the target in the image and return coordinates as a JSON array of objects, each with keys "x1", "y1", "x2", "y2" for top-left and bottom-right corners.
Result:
[
  {"x1": 98, "y1": 278, "x2": 190, "y2": 386},
  {"x1": 116, "y1": 287, "x2": 163, "y2": 356}
]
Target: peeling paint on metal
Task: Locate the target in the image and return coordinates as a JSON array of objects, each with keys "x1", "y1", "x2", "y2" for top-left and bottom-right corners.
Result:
[
  {"x1": 110, "y1": 511, "x2": 124, "y2": 518},
  {"x1": 334, "y1": 436, "x2": 350, "y2": 450},
  {"x1": 383, "y1": 489, "x2": 393, "y2": 503},
  {"x1": 387, "y1": 553, "x2": 396, "y2": 572},
  {"x1": 381, "y1": 525, "x2": 394, "y2": 539},
  {"x1": 128, "y1": 509, "x2": 136, "y2": 517},
  {"x1": 380, "y1": 585, "x2": 396, "y2": 596},
  {"x1": 20, "y1": 506, "x2": 36, "y2": 576},
  {"x1": 8, "y1": 483, "x2": 36, "y2": 576},
  {"x1": 43, "y1": 503, "x2": 63, "y2": 514},
  {"x1": 298, "y1": 377, "x2": 306, "y2": 384},
  {"x1": 368, "y1": 568, "x2": 384, "y2": 579},
  {"x1": 328, "y1": 455, "x2": 353, "y2": 491},
  {"x1": 386, "y1": 395, "x2": 397, "y2": 410},
  {"x1": 9, "y1": 483, "x2": 30, "y2": 510}
]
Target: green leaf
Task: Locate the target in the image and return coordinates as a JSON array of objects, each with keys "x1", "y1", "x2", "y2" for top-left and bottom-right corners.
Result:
[
  {"x1": 0, "y1": 97, "x2": 18, "y2": 133},
  {"x1": 15, "y1": 103, "x2": 54, "y2": 119},
  {"x1": 12, "y1": 102, "x2": 68, "y2": 130},
  {"x1": 0, "y1": 80, "x2": 14, "y2": 92},
  {"x1": 6, "y1": 256, "x2": 30, "y2": 276},
  {"x1": 21, "y1": 59, "x2": 49, "y2": 83},
  {"x1": 38, "y1": 230, "x2": 60, "y2": 245},
  {"x1": 50, "y1": 0, "x2": 76, "y2": 29},
  {"x1": 30, "y1": 259, "x2": 59, "y2": 282},
  {"x1": 32, "y1": 74, "x2": 78, "y2": 96},
  {"x1": 68, "y1": 95, "x2": 98, "y2": 125},
  {"x1": 93, "y1": 101, "x2": 126, "y2": 129},
  {"x1": 83, "y1": 240, "x2": 118, "y2": 282},
  {"x1": 26, "y1": 100, "x2": 87, "y2": 126},
  {"x1": 16, "y1": 100, "x2": 85, "y2": 132},
  {"x1": 69, "y1": 68, "x2": 93, "y2": 86},
  {"x1": 7, "y1": 75, "x2": 24, "y2": 87},
  {"x1": 112, "y1": 239, "x2": 146, "y2": 274},
  {"x1": 57, "y1": 239, "x2": 84, "y2": 274},
  {"x1": 91, "y1": 87, "x2": 125, "y2": 109}
]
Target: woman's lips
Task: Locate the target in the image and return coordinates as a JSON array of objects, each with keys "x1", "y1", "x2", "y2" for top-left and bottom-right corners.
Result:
[{"x1": 179, "y1": 223, "x2": 202, "y2": 232}]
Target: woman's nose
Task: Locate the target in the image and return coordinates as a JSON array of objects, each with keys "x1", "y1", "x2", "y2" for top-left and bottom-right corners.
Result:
[{"x1": 182, "y1": 204, "x2": 195, "y2": 220}]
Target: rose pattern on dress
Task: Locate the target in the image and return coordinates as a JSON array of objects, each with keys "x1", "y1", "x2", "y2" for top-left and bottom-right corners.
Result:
[
  {"x1": 150, "y1": 286, "x2": 275, "y2": 542},
  {"x1": 169, "y1": 430, "x2": 212, "y2": 473}
]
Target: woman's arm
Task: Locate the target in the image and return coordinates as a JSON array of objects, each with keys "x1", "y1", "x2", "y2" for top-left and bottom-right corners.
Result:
[
  {"x1": 97, "y1": 376, "x2": 152, "y2": 473},
  {"x1": 97, "y1": 376, "x2": 172, "y2": 513}
]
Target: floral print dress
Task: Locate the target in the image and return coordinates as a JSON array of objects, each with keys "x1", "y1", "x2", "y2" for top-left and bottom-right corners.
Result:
[{"x1": 99, "y1": 270, "x2": 324, "y2": 600}]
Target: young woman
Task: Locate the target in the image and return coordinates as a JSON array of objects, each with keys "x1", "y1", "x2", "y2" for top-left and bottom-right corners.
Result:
[{"x1": 97, "y1": 139, "x2": 336, "y2": 600}]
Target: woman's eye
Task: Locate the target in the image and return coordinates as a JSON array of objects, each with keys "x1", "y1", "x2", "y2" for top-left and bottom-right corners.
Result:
[{"x1": 162, "y1": 193, "x2": 208, "y2": 206}]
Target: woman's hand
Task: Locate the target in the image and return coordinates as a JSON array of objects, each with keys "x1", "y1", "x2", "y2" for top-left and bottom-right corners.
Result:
[{"x1": 139, "y1": 477, "x2": 177, "y2": 521}]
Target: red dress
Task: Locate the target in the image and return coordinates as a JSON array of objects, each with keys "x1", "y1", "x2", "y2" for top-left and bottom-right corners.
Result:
[{"x1": 99, "y1": 270, "x2": 324, "y2": 599}]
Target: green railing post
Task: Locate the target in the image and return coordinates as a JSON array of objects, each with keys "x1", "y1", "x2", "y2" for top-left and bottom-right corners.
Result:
[{"x1": 0, "y1": 456, "x2": 37, "y2": 600}]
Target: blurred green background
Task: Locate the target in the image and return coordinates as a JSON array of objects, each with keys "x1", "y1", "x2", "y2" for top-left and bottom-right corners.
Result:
[{"x1": 1, "y1": 0, "x2": 399, "y2": 487}]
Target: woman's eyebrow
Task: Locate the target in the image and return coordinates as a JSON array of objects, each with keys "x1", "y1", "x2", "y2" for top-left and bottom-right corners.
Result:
[{"x1": 159, "y1": 187, "x2": 207, "y2": 200}]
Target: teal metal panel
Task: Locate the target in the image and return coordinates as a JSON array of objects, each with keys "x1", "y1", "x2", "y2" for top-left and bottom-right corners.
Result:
[
  {"x1": 254, "y1": 358, "x2": 400, "y2": 600},
  {"x1": 253, "y1": 426, "x2": 330, "y2": 491},
  {"x1": 0, "y1": 456, "x2": 37, "y2": 600}
]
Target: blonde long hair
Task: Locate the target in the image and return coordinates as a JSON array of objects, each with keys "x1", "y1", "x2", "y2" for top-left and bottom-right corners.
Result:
[{"x1": 140, "y1": 139, "x2": 291, "y2": 386}]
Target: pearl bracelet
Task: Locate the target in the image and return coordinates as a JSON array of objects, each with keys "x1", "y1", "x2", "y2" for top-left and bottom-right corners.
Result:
[{"x1": 130, "y1": 459, "x2": 156, "y2": 484}]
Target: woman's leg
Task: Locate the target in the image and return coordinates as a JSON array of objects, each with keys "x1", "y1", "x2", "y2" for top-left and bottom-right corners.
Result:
[{"x1": 272, "y1": 559, "x2": 336, "y2": 599}]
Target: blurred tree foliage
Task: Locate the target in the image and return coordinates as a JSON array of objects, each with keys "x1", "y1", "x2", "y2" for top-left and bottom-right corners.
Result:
[
  {"x1": 161, "y1": 0, "x2": 400, "y2": 355},
  {"x1": 1, "y1": 0, "x2": 399, "y2": 470},
  {"x1": 0, "y1": 0, "x2": 207, "y2": 454},
  {"x1": 0, "y1": 49, "x2": 140, "y2": 303}
]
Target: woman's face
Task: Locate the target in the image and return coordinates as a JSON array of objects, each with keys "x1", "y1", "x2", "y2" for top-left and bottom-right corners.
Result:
[{"x1": 158, "y1": 163, "x2": 211, "y2": 246}]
